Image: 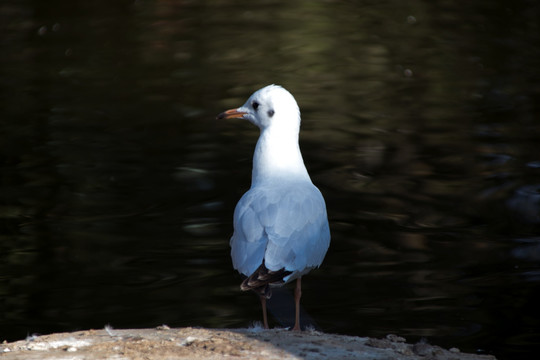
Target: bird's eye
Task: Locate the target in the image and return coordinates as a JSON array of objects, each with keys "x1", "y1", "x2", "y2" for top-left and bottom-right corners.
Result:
[
  {"x1": 252, "y1": 101, "x2": 259, "y2": 110},
  {"x1": 267, "y1": 109, "x2": 275, "y2": 117}
]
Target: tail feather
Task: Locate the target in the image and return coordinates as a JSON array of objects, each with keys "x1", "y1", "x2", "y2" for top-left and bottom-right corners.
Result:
[{"x1": 240, "y1": 262, "x2": 292, "y2": 299}]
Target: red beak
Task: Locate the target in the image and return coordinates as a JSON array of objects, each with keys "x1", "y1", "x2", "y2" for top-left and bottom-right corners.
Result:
[{"x1": 216, "y1": 108, "x2": 247, "y2": 120}]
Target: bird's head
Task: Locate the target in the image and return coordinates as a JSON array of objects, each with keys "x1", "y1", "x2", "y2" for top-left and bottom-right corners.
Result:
[{"x1": 217, "y1": 85, "x2": 300, "y2": 131}]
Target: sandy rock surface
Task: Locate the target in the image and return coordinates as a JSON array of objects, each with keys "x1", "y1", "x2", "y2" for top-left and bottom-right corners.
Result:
[{"x1": 1, "y1": 326, "x2": 496, "y2": 360}]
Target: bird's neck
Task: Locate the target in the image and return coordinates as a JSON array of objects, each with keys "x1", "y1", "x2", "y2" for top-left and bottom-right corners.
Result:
[{"x1": 251, "y1": 126, "x2": 311, "y2": 187}]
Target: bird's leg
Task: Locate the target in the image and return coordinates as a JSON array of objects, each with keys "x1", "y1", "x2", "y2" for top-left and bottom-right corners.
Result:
[
  {"x1": 259, "y1": 295, "x2": 269, "y2": 329},
  {"x1": 292, "y1": 277, "x2": 302, "y2": 331}
]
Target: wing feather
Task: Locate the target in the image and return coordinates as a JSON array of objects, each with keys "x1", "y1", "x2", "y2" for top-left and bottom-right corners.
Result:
[{"x1": 230, "y1": 181, "x2": 330, "y2": 283}]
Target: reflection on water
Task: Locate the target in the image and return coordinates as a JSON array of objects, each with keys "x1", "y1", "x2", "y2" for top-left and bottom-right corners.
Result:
[{"x1": 1, "y1": 0, "x2": 540, "y2": 359}]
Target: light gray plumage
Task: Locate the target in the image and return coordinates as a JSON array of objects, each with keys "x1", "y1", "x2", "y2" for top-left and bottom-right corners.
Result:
[
  {"x1": 218, "y1": 84, "x2": 330, "y2": 330},
  {"x1": 231, "y1": 182, "x2": 329, "y2": 281}
]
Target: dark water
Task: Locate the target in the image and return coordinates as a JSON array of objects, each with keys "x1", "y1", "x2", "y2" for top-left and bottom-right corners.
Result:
[{"x1": 2, "y1": 1, "x2": 540, "y2": 358}]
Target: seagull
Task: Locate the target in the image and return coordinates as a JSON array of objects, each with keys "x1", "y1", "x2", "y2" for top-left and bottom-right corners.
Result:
[{"x1": 217, "y1": 85, "x2": 331, "y2": 330}]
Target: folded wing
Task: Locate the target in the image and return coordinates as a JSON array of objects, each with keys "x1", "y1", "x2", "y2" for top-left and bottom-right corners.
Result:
[{"x1": 230, "y1": 182, "x2": 330, "y2": 283}]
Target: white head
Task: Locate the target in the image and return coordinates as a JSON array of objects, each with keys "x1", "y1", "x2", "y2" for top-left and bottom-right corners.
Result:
[
  {"x1": 218, "y1": 85, "x2": 309, "y2": 184},
  {"x1": 218, "y1": 85, "x2": 301, "y2": 133}
]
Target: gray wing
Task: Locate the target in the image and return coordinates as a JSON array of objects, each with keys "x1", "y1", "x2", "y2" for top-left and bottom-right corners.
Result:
[{"x1": 230, "y1": 183, "x2": 330, "y2": 281}]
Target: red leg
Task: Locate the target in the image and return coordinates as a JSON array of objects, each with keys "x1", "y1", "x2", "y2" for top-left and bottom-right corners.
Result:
[
  {"x1": 260, "y1": 295, "x2": 269, "y2": 329},
  {"x1": 292, "y1": 277, "x2": 302, "y2": 331}
]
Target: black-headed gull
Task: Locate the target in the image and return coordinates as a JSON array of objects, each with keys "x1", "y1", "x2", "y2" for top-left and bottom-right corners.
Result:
[{"x1": 218, "y1": 85, "x2": 330, "y2": 330}]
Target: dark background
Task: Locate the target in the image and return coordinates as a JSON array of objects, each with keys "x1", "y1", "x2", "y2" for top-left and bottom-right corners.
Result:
[{"x1": 2, "y1": 1, "x2": 540, "y2": 359}]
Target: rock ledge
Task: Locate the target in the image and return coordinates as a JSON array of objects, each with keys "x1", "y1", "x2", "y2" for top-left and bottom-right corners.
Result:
[{"x1": 1, "y1": 326, "x2": 496, "y2": 360}]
